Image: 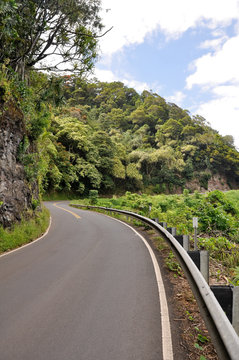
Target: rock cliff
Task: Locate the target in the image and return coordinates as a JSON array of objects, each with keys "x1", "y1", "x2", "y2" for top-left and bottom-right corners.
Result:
[{"x1": 0, "y1": 101, "x2": 32, "y2": 227}]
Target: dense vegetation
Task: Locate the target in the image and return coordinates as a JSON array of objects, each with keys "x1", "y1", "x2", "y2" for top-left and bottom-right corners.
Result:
[
  {"x1": 1, "y1": 72, "x2": 239, "y2": 199},
  {"x1": 72, "y1": 190, "x2": 239, "y2": 241},
  {"x1": 0, "y1": 0, "x2": 239, "y2": 224},
  {"x1": 0, "y1": 0, "x2": 103, "y2": 78},
  {"x1": 0, "y1": 0, "x2": 103, "y2": 225},
  {"x1": 39, "y1": 79, "x2": 239, "y2": 196}
]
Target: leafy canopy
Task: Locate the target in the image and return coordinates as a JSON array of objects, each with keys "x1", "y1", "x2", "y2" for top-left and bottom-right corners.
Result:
[{"x1": 0, "y1": 0, "x2": 103, "y2": 78}]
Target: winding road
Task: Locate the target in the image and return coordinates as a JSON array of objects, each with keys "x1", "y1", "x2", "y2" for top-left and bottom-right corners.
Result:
[{"x1": 0, "y1": 202, "x2": 176, "y2": 360}]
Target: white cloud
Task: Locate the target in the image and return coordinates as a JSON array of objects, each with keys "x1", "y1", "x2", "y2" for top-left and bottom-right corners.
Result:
[
  {"x1": 199, "y1": 35, "x2": 228, "y2": 51},
  {"x1": 186, "y1": 32, "x2": 239, "y2": 148},
  {"x1": 167, "y1": 91, "x2": 186, "y2": 106},
  {"x1": 122, "y1": 79, "x2": 150, "y2": 93},
  {"x1": 94, "y1": 68, "x2": 118, "y2": 83},
  {"x1": 194, "y1": 86, "x2": 239, "y2": 148},
  {"x1": 99, "y1": 0, "x2": 239, "y2": 55},
  {"x1": 186, "y1": 35, "x2": 239, "y2": 89},
  {"x1": 94, "y1": 68, "x2": 150, "y2": 93}
]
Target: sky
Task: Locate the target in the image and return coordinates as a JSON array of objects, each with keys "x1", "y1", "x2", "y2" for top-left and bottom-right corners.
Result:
[{"x1": 93, "y1": 0, "x2": 239, "y2": 149}]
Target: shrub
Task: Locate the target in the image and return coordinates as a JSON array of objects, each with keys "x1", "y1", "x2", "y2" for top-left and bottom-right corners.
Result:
[{"x1": 88, "y1": 190, "x2": 99, "y2": 204}]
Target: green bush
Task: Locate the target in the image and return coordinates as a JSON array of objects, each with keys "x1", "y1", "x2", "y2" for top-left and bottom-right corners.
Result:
[{"x1": 88, "y1": 190, "x2": 99, "y2": 204}]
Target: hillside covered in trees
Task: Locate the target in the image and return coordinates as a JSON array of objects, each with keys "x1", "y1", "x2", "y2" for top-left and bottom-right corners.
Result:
[
  {"x1": 39, "y1": 78, "x2": 239, "y2": 196},
  {"x1": 0, "y1": 0, "x2": 239, "y2": 226}
]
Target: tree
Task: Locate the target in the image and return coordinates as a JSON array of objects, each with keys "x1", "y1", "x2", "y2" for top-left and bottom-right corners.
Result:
[
  {"x1": 0, "y1": 0, "x2": 104, "y2": 79},
  {"x1": 158, "y1": 118, "x2": 183, "y2": 140},
  {"x1": 167, "y1": 103, "x2": 188, "y2": 120}
]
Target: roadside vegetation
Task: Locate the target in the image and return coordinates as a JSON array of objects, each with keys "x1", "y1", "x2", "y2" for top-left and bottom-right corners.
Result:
[
  {"x1": 71, "y1": 189, "x2": 239, "y2": 281},
  {"x1": 0, "y1": 206, "x2": 50, "y2": 254}
]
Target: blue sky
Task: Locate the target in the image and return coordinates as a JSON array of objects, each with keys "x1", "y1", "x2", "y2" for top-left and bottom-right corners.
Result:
[{"x1": 93, "y1": 0, "x2": 239, "y2": 149}]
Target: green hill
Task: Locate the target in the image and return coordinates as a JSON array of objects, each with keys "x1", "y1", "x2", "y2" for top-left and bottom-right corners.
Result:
[{"x1": 40, "y1": 79, "x2": 239, "y2": 196}]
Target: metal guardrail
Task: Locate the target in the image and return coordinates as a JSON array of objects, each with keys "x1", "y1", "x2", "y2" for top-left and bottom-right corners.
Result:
[{"x1": 72, "y1": 204, "x2": 239, "y2": 360}]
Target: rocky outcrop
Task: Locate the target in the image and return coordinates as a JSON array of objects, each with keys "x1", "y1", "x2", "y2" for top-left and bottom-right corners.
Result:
[
  {"x1": 0, "y1": 101, "x2": 32, "y2": 227},
  {"x1": 186, "y1": 173, "x2": 231, "y2": 193},
  {"x1": 207, "y1": 174, "x2": 232, "y2": 192}
]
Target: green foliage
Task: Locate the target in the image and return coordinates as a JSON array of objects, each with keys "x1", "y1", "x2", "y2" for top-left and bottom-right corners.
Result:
[
  {"x1": 0, "y1": 0, "x2": 103, "y2": 78},
  {"x1": 196, "y1": 190, "x2": 239, "y2": 237},
  {"x1": 198, "y1": 236, "x2": 235, "y2": 253},
  {"x1": 165, "y1": 251, "x2": 182, "y2": 276},
  {"x1": 89, "y1": 190, "x2": 99, "y2": 204},
  {"x1": 199, "y1": 172, "x2": 211, "y2": 190},
  {"x1": 225, "y1": 190, "x2": 239, "y2": 212},
  {"x1": 232, "y1": 266, "x2": 239, "y2": 286},
  {"x1": 0, "y1": 206, "x2": 50, "y2": 253},
  {"x1": 49, "y1": 80, "x2": 239, "y2": 195},
  {"x1": 72, "y1": 189, "x2": 239, "y2": 242},
  {"x1": 198, "y1": 236, "x2": 239, "y2": 269},
  {"x1": 195, "y1": 327, "x2": 209, "y2": 344},
  {"x1": 31, "y1": 198, "x2": 40, "y2": 211},
  {"x1": 186, "y1": 311, "x2": 194, "y2": 322},
  {"x1": 3, "y1": 55, "x2": 239, "y2": 205}
]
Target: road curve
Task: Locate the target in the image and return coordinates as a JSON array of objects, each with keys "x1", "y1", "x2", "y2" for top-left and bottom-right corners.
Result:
[{"x1": 0, "y1": 202, "x2": 172, "y2": 360}]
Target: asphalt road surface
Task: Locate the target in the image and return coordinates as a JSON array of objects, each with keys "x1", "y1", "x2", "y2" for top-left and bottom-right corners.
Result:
[{"x1": 0, "y1": 202, "x2": 173, "y2": 360}]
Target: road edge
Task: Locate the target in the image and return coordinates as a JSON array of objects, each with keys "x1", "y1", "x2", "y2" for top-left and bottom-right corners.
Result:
[{"x1": 108, "y1": 215, "x2": 174, "y2": 360}]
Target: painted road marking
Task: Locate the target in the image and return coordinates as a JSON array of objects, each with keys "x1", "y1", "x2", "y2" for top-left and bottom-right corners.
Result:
[
  {"x1": 53, "y1": 203, "x2": 81, "y2": 219},
  {"x1": 107, "y1": 216, "x2": 174, "y2": 360}
]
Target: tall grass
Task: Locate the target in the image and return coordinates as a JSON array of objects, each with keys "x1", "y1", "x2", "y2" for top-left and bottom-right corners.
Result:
[{"x1": 0, "y1": 206, "x2": 50, "y2": 254}]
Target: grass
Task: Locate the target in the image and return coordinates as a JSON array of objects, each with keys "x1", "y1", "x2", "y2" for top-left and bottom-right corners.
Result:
[
  {"x1": 0, "y1": 206, "x2": 50, "y2": 254},
  {"x1": 225, "y1": 190, "x2": 239, "y2": 212}
]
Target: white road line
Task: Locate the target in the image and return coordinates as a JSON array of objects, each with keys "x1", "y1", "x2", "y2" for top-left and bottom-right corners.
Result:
[
  {"x1": 0, "y1": 216, "x2": 52, "y2": 258},
  {"x1": 109, "y1": 216, "x2": 174, "y2": 360}
]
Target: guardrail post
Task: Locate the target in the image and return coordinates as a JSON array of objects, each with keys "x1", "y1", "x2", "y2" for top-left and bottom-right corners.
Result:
[
  {"x1": 232, "y1": 287, "x2": 239, "y2": 335},
  {"x1": 188, "y1": 250, "x2": 200, "y2": 269},
  {"x1": 167, "y1": 227, "x2": 176, "y2": 236},
  {"x1": 174, "y1": 235, "x2": 189, "y2": 251},
  {"x1": 188, "y1": 250, "x2": 209, "y2": 283},
  {"x1": 210, "y1": 285, "x2": 239, "y2": 334},
  {"x1": 193, "y1": 217, "x2": 198, "y2": 250},
  {"x1": 210, "y1": 286, "x2": 233, "y2": 323},
  {"x1": 183, "y1": 235, "x2": 190, "y2": 252},
  {"x1": 200, "y1": 250, "x2": 209, "y2": 284},
  {"x1": 159, "y1": 222, "x2": 167, "y2": 228}
]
